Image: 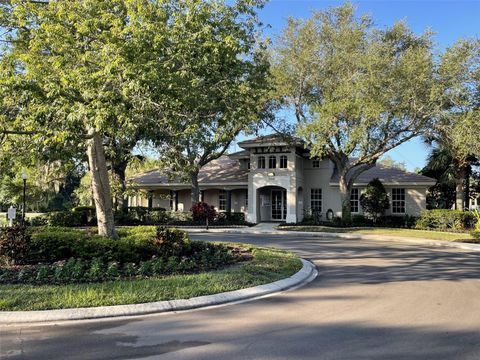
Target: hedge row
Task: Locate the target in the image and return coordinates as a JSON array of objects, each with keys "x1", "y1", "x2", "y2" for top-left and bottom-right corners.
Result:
[
  {"x1": 29, "y1": 207, "x2": 249, "y2": 227},
  {"x1": 415, "y1": 210, "x2": 477, "y2": 231}
]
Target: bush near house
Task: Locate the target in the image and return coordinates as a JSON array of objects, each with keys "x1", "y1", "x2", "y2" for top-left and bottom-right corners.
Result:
[
  {"x1": 415, "y1": 209, "x2": 477, "y2": 231},
  {"x1": 33, "y1": 204, "x2": 250, "y2": 227},
  {"x1": 0, "y1": 226, "x2": 249, "y2": 285}
]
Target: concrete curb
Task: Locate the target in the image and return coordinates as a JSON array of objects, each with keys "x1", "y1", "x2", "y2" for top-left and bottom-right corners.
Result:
[
  {"x1": 0, "y1": 259, "x2": 316, "y2": 325},
  {"x1": 186, "y1": 228, "x2": 480, "y2": 252}
]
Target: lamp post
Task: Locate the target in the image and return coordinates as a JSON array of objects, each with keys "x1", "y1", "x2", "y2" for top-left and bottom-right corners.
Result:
[{"x1": 21, "y1": 172, "x2": 27, "y2": 226}]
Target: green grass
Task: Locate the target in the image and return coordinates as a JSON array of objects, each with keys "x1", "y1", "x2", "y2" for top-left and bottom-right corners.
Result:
[
  {"x1": 0, "y1": 245, "x2": 302, "y2": 311},
  {"x1": 278, "y1": 225, "x2": 477, "y2": 242}
]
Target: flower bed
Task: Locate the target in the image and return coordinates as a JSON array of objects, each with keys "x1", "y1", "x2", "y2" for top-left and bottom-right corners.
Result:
[{"x1": 0, "y1": 226, "x2": 251, "y2": 285}]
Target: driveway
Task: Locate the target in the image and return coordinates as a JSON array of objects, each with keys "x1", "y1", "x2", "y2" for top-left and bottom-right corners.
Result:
[{"x1": 1, "y1": 233, "x2": 480, "y2": 360}]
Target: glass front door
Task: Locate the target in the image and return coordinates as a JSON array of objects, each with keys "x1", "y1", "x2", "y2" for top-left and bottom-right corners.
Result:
[{"x1": 271, "y1": 189, "x2": 286, "y2": 220}]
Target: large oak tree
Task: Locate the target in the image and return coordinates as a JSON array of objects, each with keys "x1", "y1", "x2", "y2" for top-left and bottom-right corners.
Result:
[
  {"x1": 0, "y1": 0, "x2": 167, "y2": 238},
  {"x1": 150, "y1": 0, "x2": 271, "y2": 204},
  {"x1": 273, "y1": 3, "x2": 437, "y2": 220}
]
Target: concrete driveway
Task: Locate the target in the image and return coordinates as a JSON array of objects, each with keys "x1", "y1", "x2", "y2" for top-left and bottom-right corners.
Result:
[{"x1": 1, "y1": 233, "x2": 480, "y2": 360}]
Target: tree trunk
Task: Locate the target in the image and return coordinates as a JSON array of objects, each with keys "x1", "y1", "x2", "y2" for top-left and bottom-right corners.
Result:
[
  {"x1": 190, "y1": 169, "x2": 200, "y2": 205},
  {"x1": 339, "y1": 173, "x2": 352, "y2": 223},
  {"x1": 465, "y1": 164, "x2": 471, "y2": 210},
  {"x1": 455, "y1": 166, "x2": 466, "y2": 211},
  {"x1": 112, "y1": 161, "x2": 128, "y2": 213},
  {"x1": 86, "y1": 129, "x2": 118, "y2": 239}
]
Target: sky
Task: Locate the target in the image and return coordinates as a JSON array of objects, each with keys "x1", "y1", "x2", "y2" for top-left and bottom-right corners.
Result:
[{"x1": 231, "y1": 0, "x2": 480, "y2": 171}]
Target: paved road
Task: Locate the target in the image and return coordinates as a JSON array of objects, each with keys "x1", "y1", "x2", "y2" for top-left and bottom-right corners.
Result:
[{"x1": 1, "y1": 233, "x2": 480, "y2": 360}]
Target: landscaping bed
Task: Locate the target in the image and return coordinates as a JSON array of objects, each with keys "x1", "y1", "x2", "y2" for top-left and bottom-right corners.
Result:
[{"x1": 0, "y1": 226, "x2": 301, "y2": 311}]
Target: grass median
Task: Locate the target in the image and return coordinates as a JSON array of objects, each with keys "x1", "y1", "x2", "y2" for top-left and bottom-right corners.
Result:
[
  {"x1": 278, "y1": 226, "x2": 477, "y2": 242},
  {"x1": 0, "y1": 245, "x2": 302, "y2": 311}
]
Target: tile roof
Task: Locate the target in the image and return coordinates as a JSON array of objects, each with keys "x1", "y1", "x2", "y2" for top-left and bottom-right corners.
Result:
[
  {"x1": 238, "y1": 134, "x2": 304, "y2": 148},
  {"x1": 129, "y1": 156, "x2": 248, "y2": 187},
  {"x1": 330, "y1": 164, "x2": 436, "y2": 185}
]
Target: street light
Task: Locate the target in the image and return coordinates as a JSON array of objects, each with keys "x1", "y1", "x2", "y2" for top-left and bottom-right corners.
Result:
[{"x1": 21, "y1": 172, "x2": 27, "y2": 226}]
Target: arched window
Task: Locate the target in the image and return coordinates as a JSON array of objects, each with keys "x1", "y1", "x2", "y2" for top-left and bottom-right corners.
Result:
[
  {"x1": 268, "y1": 155, "x2": 276, "y2": 169},
  {"x1": 279, "y1": 155, "x2": 287, "y2": 168},
  {"x1": 257, "y1": 156, "x2": 265, "y2": 169}
]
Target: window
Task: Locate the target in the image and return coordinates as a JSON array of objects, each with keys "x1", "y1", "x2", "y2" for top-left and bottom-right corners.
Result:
[
  {"x1": 279, "y1": 155, "x2": 288, "y2": 168},
  {"x1": 391, "y1": 188, "x2": 406, "y2": 214},
  {"x1": 268, "y1": 155, "x2": 276, "y2": 169},
  {"x1": 247, "y1": 161, "x2": 250, "y2": 169},
  {"x1": 310, "y1": 188, "x2": 322, "y2": 212},
  {"x1": 312, "y1": 159, "x2": 320, "y2": 168},
  {"x1": 257, "y1": 156, "x2": 265, "y2": 169},
  {"x1": 351, "y1": 188, "x2": 360, "y2": 213},
  {"x1": 245, "y1": 191, "x2": 248, "y2": 207},
  {"x1": 219, "y1": 190, "x2": 226, "y2": 211}
]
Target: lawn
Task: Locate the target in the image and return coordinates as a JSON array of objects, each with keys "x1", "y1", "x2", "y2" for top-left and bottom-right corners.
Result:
[
  {"x1": 278, "y1": 225, "x2": 477, "y2": 242},
  {"x1": 0, "y1": 246, "x2": 302, "y2": 311}
]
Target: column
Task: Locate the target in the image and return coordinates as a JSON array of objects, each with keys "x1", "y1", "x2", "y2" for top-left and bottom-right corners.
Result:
[
  {"x1": 174, "y1": 190, "x2": 179, "y2": 211},
  {"x1": 147, "y1": 191, "x2": 153, "y2": 210},
  {"x1": 226, "y1": 190, "x2": 232, "y2": 215}
]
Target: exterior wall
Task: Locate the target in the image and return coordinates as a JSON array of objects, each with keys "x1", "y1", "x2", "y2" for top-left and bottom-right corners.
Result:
[
  {"x1": 152, "y1": 190, "x2": 171, "y2": 209},
  {"x1": 384, "y1": 186, "x2": 426, "y2": 217},
  {"x1": 177, "y1": 189, "x2": 191, "y2": 212},
  {"x1": 247, "y1": 148, "x2": 299, "y2": 223},
  {"x1": 303, "y1": 158, "x2": 343, "y2": 218},
  {"x1": 130, "y1": 153, "x2": 432, "y2": 222}
]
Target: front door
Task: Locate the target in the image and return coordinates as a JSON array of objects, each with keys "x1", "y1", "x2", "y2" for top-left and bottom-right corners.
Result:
[{"x1": 271, "y1": 189, "x2": 286, "y2": 220}]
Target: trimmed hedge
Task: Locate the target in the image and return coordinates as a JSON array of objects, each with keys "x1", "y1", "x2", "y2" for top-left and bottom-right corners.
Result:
[
  {"x1": 415, "y1": 210, "x2": 477, "y2": 231},
  {"x1": 0, "y1": 226, "x2": 244, "y2": 285}
]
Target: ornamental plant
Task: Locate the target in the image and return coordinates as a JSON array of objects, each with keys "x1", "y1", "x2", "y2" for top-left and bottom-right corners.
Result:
[
  {"x1": 360, "y1": 178, "x2": 390, "y2": 224},
  {"x1": 191, "y1": 202, "x2": 217, "y2": 222}
]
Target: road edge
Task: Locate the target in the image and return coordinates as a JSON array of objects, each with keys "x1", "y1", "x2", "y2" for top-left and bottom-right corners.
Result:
[{"x1": 0, "y1": 258, "x2": 316, "y2": 325}]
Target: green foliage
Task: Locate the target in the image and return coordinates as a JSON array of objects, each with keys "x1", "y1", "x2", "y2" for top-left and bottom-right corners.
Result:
[
  {"x1": 0, "y1": 225, "x2": 30, "y2": 265},
  {"x1": 378, "y1": 156, "x2": 407, "y2": 171},
  {"x1": 360, "y1": 179, "x2": 390, "y2": 222},
  {"x1": 273, "y1": 3, "x2": 437, "y2": 220},
  {"x1": 471, "y1": 210, "x2": 480, "y2": 239},
  {"x1": 415, "y1": 209, "x2": 476, "y2": 230},
  {"x1": 150, "y1": 0, "x2": 271, "y2": 201},
  {"x1": 154, "y1": 227, "x2": 191, "y2": 258}
]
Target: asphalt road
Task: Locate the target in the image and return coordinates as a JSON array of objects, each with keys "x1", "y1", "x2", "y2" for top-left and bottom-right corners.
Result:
[{"x1": 1, "y1": 233, "x2": 480, "y2": 360}]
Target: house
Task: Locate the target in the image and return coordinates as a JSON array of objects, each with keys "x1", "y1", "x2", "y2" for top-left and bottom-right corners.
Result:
[{"x1": 128, "y1": 134, "x2": 436, "y2": 223}]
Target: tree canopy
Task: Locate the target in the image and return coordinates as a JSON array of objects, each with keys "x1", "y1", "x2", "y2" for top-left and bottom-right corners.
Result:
[
  {"x1": 150, "y1": 0, "x2": 270, "y2": 204},
  {"x1": 272, "y1": 3, "x2": 437, "y2": 220}
]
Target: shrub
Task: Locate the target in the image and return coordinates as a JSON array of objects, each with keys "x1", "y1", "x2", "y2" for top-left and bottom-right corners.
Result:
[
  {"x1": 29, "y1": 227, "x2": 155, "y2": 264},
  {"x1": 154, "y1": 227, "x2": 191, "y2": 258},
  {"x1": 471, "y1": 210, "x2": 480, "y2": 239},
  {"x1": 360, "y1": 178, "x2": 390, "y2": 223},
  {"x1": 381, "y1": 215, "x2": 417, "y2": 228},
  {"x1": 191, "y1": 202, "x2": 216, "y2": 222},
  {"x1": 416, "y1": 209, "x2": 476, "y2": 231},
  {"x1": 44, "y1": 211, "x2": 84, "y2": 227},
  {"x1": 0, "y1": 226, "x2": 31, "y2": 265}
]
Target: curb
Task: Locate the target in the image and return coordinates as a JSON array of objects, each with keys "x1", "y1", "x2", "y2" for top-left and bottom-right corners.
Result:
[
  {"x1": 186, "y1": 228, "x2": 480, "y2": 252},
  {"x1": 0, "y1": 259, "x2": 316, "y2": 325},
  {"x1": 279, "y1": 229, "x2": 480, "y2": 252}
]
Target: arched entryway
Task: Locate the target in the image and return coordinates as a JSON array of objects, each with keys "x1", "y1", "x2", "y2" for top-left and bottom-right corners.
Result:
[{"x1": 257, "y1": 186, "x2": 287, "y2": 222}]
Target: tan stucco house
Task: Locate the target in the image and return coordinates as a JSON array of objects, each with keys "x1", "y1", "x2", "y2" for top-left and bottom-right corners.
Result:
[{"x1": 129, "y1": 135, "x2": 436, "y2": 223}]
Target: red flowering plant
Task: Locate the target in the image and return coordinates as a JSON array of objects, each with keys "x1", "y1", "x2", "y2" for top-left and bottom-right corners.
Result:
[{"x1": 191, "y1": 202, "x2": 217, "y2": 222}]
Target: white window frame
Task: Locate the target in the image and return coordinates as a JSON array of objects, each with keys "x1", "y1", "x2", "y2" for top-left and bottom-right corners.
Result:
[
  {"x1": 310, "y1": 188, "x2": 322, "y2": 212},
  {"x1": 268, "y1": 155, "x2": 276, "y2": 169},
  {"x1": 219, "y1": 190, "x2": 226, "y2": 211},
  {"x1": 351, "y1": 188, "x2": 360, "y2": 213},
  {"x1": 391, "y1": 188, "x2": 406, "y2": 214},
  {"x1": 257, "y1": 156, "x2": 265, "y2": 169},
  {"x1": 279, "y1": 155, "x2": 288, "y2": 168}
]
